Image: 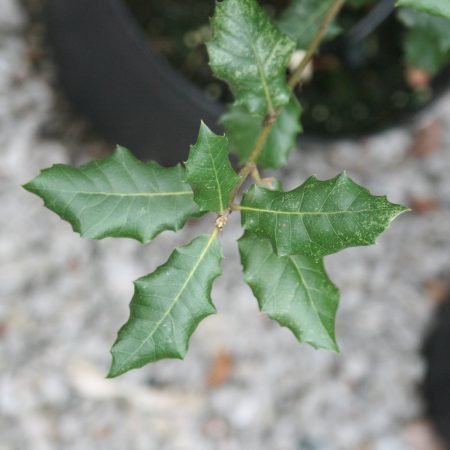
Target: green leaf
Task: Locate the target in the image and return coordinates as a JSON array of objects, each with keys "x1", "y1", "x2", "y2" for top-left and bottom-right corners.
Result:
[
  {"x1": 207, "y1": 0, "x2": 296, "y2": 115},
  {"x1": 239, "y1": 172, "x2": 408, "y2": 257},
  {"x1": 397, "y1": 0, "x2": 450, "y2": 21},
  {"x1": 185, "y1": 122, "x2": 240, "y2": 213},
  {"x1": 221, "y1": 96, "x2": 302, "y2": 169},
  {"x1": 108, "y1": 232, "x2": 222, "y2": 377},
  {"x1": 23, "y1": 147, "x2": 201, "y2": 243},
  {"x1": 398, "y1": 8, "x2": 450, "y2": 74},
  {"x1": 278, "y1": 0, "x2": 341, "y2": 50},
  {"x1": 239, "y1": 234, "x2": 339, "y2": 351}
]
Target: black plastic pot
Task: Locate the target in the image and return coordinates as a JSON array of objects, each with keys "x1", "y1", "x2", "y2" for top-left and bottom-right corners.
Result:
[
  {"x1": 46, "y1": 0, "x2": 450, "y2": 164},
  {"x1": 423, "y1": 299, "x2": 450, "y2": 447},
  {"x1": 46, "y1": 0, "x2": 223, "y2": 165}
]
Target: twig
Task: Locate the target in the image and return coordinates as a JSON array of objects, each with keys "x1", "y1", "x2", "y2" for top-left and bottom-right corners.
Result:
[
  {"x1": 288, "y1": 0, "x2": 345, "y2": 89},
  {"x1": 215, "y1": 0, "x2": 345, "y2": 231}
]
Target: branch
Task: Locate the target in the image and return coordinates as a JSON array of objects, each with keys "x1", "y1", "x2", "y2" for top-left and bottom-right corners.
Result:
[
  {"x1": 229, "y1": 0, "x2": 345, "y2": 205},
  {"x1": 213, "y1": 0, "x2": 345, "y2": 231},
  {"x1": 288, "y1": 0, "x2": 345, "y2": 89}
]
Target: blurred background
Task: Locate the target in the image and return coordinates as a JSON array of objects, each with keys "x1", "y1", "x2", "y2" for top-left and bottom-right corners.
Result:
[{"x1": 1, "y1": 0, "x2": 450, "y2": 449}]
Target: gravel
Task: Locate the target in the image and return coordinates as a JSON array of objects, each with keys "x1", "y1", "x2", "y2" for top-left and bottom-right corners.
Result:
[{"x1": 1, "y1": 2, "x2": 449, "y2": 449}]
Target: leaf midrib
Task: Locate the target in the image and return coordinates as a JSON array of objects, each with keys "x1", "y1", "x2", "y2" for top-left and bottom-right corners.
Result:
[
  {"x1": 289, "y1": 257, "x2": 330, "y2": 339},
  {"x1": 238, "y1": 205, "x2": 396, "y2": 215},
  {"x1": 204, "y1": 130, "x2": 224, "y2": 212},
  {"x1": 32, "y1": 188, "x2": 193, "y2": 197},
  {"x1": 250, "y1": 40, "x2": 273, "y2": 112},
  {"x1": 237, "y1": 1, "x2": 274, "y2": 112},
  {"x1": 114, "y1": 231, "x2": 218, "y2": 372}
]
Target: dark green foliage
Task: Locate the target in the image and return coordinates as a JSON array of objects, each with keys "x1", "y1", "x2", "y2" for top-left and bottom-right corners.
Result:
[
  {"x1": 239, "y1": 234, "x2": 339, "y2": 351},
  {"x1": 108, "y1": 233, "x2": 222, "y2": 377},
  {"x1": 23, "y1": 147, "x2": 201, "y2": 244},
  {"x1": 397, "y1": 0, "x2": 450, "y2": 21},
  {"x1": 240, "y1": 173, "x2": 408, "y2": 257},
  {"x1": 186, "y1": 122, "x2": 239, "y2": 213},
  {"x1": 398, "y1": 7, "x2": 450, "y2": 74},
  {"x1": 23, "y1": 0, "x2": 421, "y2": 376},
  {"x1": 221, "y1": 96, "x2": 302, "y2": 169},
  {"x1": 278, "y1": 0, "x2": 341, "y2": 49},
  {"x1": 207, "y1": 0, "x2": 295, "y2": 115}
]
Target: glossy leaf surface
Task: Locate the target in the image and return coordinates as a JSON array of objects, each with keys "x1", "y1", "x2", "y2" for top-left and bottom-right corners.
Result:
[
  {"x1": 185, "y1": 122, "x2": 240, "y2": 213},
  {"x1": 207, "y1": 0, "x2": 295, "y2": 115},
  {"x1": 108, "y1": 233, "x2": 222, "y2": 377},
  {"x1": 239, "y1": 234, "x2": 339, "y2": 351},
  {"x1": 24, "y1": 147, "x2": 201, "y2": 243},
  {"x1": 240, "y1": 172, "x2": 408, "y2": 257}
]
